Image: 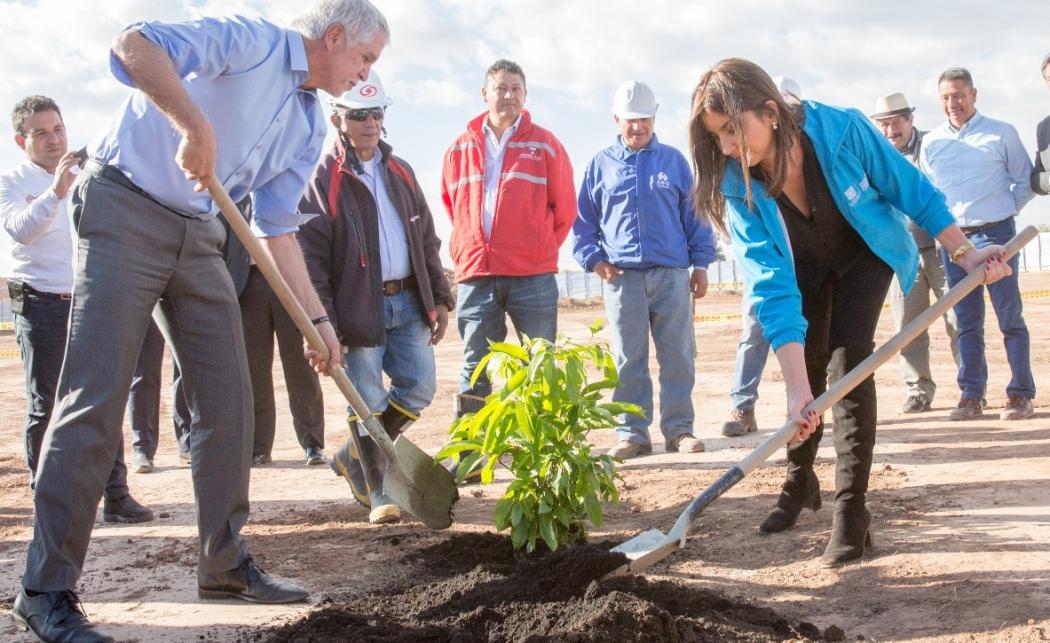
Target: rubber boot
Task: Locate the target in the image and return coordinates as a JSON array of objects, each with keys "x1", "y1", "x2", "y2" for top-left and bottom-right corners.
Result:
[
  {"x1": 758, "y1": 419, "x2": 823, "y2": 534},
  {"x1": 820, "y1": 345, "x2": 877, "y2": 567},
  {"x1": 356, "y1": 425, "x2": 401, "y2": 525},
  {"x1": 446, "y1": 393, "x2": 487, "y2": 484},
  {"x1": 330, "y1": 408, "x2": 411, "y2": 510}
]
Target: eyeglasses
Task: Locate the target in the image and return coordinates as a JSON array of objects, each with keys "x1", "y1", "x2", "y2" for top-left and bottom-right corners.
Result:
[{"x1": 343, "y1": 107, "x2": 385, "y2": 122}]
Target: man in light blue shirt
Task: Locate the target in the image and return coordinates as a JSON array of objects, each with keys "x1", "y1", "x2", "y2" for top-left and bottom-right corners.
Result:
[
  {"x1": 13, "y1": 3, "x2": 389, "y2": 641},
  {"x1": 920, "y1": 67, "x2": 1036, "y2": 422},
  {"x1": 573, "y1": 81, "x2": 716, "y2": 459}
]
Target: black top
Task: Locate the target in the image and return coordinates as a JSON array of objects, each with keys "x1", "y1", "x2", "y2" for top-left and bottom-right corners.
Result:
[{"x1": 753, "y1": 133, "x2": 866, "y2": 287}]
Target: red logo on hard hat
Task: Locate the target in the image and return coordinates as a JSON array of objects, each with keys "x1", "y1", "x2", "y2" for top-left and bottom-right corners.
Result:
[{"x1": 359, "y1": 84, "x2": 377, "y2": 97}]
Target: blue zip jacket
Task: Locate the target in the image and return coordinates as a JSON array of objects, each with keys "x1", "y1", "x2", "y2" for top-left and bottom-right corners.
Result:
[
  {"x1": 724, "y1": 101, "x2": 955, "y2": 351},
  {"x1": 573, "y1": 134, "x2": 716, "y2": 271}
]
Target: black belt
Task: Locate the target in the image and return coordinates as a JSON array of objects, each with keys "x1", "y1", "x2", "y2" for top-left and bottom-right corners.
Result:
[
  {"x1": 11, "y1": 280, "x2": 71, "y2": 300},
  {"x1": 382, "y1": 275, "x2": 416, "y2": 295},
  {"x1": 959, "y1": 220, "x2": 1006, "y2": 235},
  {"x1": 86, "y1": 161, "x2": 190, "y2": 218}
]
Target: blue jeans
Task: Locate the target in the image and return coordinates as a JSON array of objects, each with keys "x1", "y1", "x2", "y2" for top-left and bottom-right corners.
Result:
[
  {"x1": 456, "y1": 274, "x2": 558, "y2": 396},
  {"x1": 345, "y1": 290, "x2": 436, "y2": 419},
  {"x1": 603, "y1": 267, "x2": 695, "y2": 445},
  {"x1": 15, "y1": 295, "x2": 129, "y2": 500},
  {"x1": 729, "y1": 299, "x2": 771, "y2": 412},
  {"x1": 941, "y1": 217, "x2": 1035, "y2": 400}
]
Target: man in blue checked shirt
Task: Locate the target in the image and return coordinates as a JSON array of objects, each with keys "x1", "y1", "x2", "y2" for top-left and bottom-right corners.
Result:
[
  {"x1": 573, "y1": 80, "x2": 717, "y2": 461},
  {"x1": 12, "y1": 3, "x2": 388, "y2": 642},
  {"x1": 920, "y1": 67, "x2": 1036, "y2": 423}
]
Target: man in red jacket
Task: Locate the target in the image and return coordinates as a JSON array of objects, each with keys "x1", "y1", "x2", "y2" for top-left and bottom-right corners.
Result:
[{"x1": 441, "y1": 59, "x2": 576, "y2": 432}]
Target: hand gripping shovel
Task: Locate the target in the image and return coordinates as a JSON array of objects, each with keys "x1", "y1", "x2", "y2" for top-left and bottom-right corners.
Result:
[
  {"x1": 606, "y1": 225, "x2": 1039, "y2": 578},
  {"x1": 208, "y1": 182, "x2": 458, "y2": 529}
]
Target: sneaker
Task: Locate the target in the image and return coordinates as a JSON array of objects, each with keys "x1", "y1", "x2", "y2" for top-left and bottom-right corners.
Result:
[
  {"x1": 252, "y1": 454, "x2": 272, "y2": 466},
  {"x1": 666, "y1": 434, "x2": 705, "y2": 453},
  {"x1": 178, "y1": 449, "x2": 191, "y2": 465},
  {"x1": 901, "y1": 394, "x2": 930, "y2": 414},
  {"x1": 103, "y1": 494, "x2": 154, "y2": 524},
  {"x1": 607, "y1": 440, "x2": 653, "y2": 459},
  {"x1": 1000, "y1": 396, "x2": 1034, "y2": 421},
  {"x1": 133, "y1": 452, "x2": 154, "y2": 474},
  {"x1": 304, "y1": 447, "x2": 326, "y2": 466},
  {"x1": 948, "y1": 397, "x2": 984, "y2": 421},
  {"x1": 721, "y1": 408, "x2": 758, "y2": 437}
]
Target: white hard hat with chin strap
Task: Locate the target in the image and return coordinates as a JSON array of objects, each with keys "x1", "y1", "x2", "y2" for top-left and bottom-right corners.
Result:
[{"x1": 329, "y1": 70, "x2": 394, "y2": 111}]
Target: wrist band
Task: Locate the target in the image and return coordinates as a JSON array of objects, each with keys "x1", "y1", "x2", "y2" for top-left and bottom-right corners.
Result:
[
  {"x1": 949, "y1": 241, "x2": 975, "y2": 264},
  {"x1": 310, "y1": 315, "x2": 330, "y2": 326}
]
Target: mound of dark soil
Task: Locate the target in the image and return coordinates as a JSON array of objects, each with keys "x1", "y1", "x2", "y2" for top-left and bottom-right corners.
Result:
[{"x1": 262, "y1": 532, "x2": 832, "y2": 642}]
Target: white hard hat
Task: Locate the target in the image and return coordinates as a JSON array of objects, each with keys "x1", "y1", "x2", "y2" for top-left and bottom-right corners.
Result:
[
  {"x1": 328, "y1": 70, "x2": 393, "y2": 110},
  {"x1": 612, "y1": 80, "x2": 658, "y2": 119},
  {"x1": 772, "y1": 75, "x2": 802, "y2": 99}
]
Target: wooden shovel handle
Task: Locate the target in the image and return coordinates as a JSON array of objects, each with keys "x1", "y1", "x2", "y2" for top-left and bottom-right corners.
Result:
[{"x1": 206, "y1": 183, "x2": 380, "y2": 429}]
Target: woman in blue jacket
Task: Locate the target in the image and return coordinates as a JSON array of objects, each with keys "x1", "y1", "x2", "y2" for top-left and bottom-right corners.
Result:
[{"x1": 688, "y1": 58, "x2": 1010, "y2": 567}]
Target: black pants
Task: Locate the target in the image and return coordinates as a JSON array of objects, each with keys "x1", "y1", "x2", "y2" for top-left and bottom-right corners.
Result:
[
  {"x1": 239, "y1": 267, "x2": 325, "y2": 455},
  {"x1": 786, "y1": 249, "x2": 893, "y2": 505},
  {"x1": 128, "y1": 319, "x2": 192, "y2": 458}
]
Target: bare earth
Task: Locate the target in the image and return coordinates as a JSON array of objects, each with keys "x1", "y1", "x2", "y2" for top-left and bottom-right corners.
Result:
[{"x1": 1, "y1": 272, "x2": 1049, "y2": 642}]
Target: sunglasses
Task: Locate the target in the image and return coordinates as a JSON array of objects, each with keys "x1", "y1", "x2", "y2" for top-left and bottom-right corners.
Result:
[{"x1": 343, "y1": 107, "x2": 386, "y2": 122}]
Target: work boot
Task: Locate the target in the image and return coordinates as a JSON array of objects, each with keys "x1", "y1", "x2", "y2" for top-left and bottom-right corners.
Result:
[
  {"x1": 353, "y1": 425, "x2": 400, "y2": 524},
  {"x1": 331, "y1": 408, "x2": 410, "y2": 510},
  {"x1": 103, "y1": 494, "x2": 154, "y2": 524},
  {"x1": 948, "y1": 397, "x2": 984, "y2": 421},
  {"x1": 446, "y1": 393, "x2": 487, "y2": 484},
  {"x1": 607, "y1": 440, "x2": 654, "y2": 460},
  {"x1": 666, "y1": 433, "x2": 705, "y2": 453},
  {"x1": 722, "y1": 407, "x2": 758, "y2": 437},
  {"x1": 900, "y1": 393, "x2": 930, "y2": 414},
  {"x1": 820, "y1": 344, "x2": 878, "y2": 567},
  {"x1": 759, "y1": 419, "x2": 822, "y2": 534},
  {"x1": 1000, "y1": 395, "x2": 1034, "y2": 421}
]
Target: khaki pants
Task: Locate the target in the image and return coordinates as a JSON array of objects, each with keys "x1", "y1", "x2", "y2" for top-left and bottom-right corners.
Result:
[{"x1": 889, "y1": 245, "x2": 959, "y2": 403}]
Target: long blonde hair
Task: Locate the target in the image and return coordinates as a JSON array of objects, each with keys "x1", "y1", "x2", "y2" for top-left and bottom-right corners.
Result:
[{"x1": 688, "y1": 58, "x2": 800, "y2": 234}]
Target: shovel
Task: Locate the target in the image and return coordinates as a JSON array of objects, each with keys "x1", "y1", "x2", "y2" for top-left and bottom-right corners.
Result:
[
  {"x1": 606, "y1": 225, "x2": 1038, "y2": 577},
  {"x1": 207, "y1": 182, "x2": 458, "y2": 529}
]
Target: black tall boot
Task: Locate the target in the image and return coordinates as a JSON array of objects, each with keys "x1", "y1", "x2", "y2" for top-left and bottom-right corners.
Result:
[
  {"x1": 821, "y1": 345, "x2": 877, "y2": 567},
  {"x1": 330, "y1": 406, "x2": 411, "y2": 513},
  {"x1": 759, "y1": 419, "x2": 823, "y2": 533}
]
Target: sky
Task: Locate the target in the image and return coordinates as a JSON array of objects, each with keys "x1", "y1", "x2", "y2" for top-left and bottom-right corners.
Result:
[{"x1": 1, "y1": 0, "x2": 1049, "y2": 270}]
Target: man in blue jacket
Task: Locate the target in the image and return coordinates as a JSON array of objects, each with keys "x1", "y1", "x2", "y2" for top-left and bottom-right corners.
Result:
[{"x1": 573, "y1": 80, "x2": 717, "y2": 459}]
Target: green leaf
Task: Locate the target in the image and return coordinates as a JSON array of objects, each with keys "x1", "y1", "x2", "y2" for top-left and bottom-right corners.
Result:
[
  {"x1": 511, "y1": 502, "x2": 524, "y2": 527},
  {"x1": 585, "y1": 494, "x2": 603, "y2": 528},
  {"x1": 494, "y1": 498, "x2": 513, "y2": 529},
  {"x1": 488, "y1": 342, "x2": 528, "y2": 362},
  {"x1": 539, "y1": 516, "x2": 559, "y2": 552},
  {"x1": 434, "y1": 440, "x2": 481, "y2": 461},
  {"x1": 588, "y1": 318, "x2": 604, "y2": 334}
]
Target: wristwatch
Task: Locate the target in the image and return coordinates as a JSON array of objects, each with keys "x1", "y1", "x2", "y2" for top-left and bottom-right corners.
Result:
[{"x1": 949, "y1": 241, "x2": 975, "y2": 264}]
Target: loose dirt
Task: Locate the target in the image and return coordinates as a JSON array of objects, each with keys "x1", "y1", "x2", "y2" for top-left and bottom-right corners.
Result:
[{"x1": 1, "y1": 273, "x2": 1049, "y2": 642}]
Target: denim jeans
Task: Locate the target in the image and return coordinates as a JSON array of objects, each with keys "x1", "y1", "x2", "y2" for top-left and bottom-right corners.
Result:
[
  {"x1": 729, "y1": 299, "x2": 771, "y2": 412},
  {"x1": 602, "y1": 267, "x2": 695, "y2": 445},
  {"x1": 940, "y1": 217, "x2": 1035, "y2": 400},
  {"x1": 14, "y1": 295, "x2": 129, "y2": 499},
  {"x1": 345, "y1": 290, "x2": 437, "y2": 421},
  {"x1": 456, "y1": 274, "x2": 558, "y2": 396}
]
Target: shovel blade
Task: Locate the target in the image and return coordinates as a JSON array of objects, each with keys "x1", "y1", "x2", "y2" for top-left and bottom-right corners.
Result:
[
  {"x1": 611, "y1": 528, "x2": 669, "y2": 560},
  {"x1": 382, "y1": 434, "x2": 459, "y2": 529}
]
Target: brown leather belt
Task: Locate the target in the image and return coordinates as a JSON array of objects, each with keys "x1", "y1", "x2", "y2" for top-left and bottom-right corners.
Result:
[
  {"x1": 959, "y1": 220, "x2": 1004, "y2": 235},
  {"x1": 381, "y1": 275, "x2": 416, "y2": 296}
]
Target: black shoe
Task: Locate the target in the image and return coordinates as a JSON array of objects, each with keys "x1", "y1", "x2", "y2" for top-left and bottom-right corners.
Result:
[
  {"x1": 304, "y1": 447, "x2": 326, "y2": 466},
  {"x1": 199, "y1": 556, "x2": 309, "y2": 604},
  {"x1": 820, "y1": 503, "x2": 874, "y2": 568},
  {"x1": 759, "y1": 467, "x2": 821, "y2": 534},
  {"x1": 103, "y1": 494, "x2": 154, "y2": 524},
  {"x1": 252, "y1": 454, "x2": 272, "y2": 466},
  {"x1": 13, "y1": 589, "x2": 114, "y2": 643}
]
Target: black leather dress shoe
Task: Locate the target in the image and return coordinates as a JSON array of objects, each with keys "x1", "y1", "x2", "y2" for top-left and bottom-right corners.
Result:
[
  {"x1": 198, "y1": 557, "x2": 308, "y2": 604},
  {"x1": 304, "y1": 446, "x2": 326, "y2": 466},
  {"x1": 12, "y1": 589, "x2": 114, "y2": 643}
]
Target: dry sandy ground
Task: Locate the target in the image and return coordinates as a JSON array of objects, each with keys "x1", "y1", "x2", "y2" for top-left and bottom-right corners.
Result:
[{"x1": 1, "y1": 273, "x2": 1049, "y2": 642}]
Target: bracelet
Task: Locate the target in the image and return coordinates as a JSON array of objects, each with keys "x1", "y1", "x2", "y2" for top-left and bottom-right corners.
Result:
[
  {"x1": 949, "y1": 241, "x2": 975, "y2": 264},
  {"x1": 310, "y1": 315, "x2": 330, "y2": 326}
]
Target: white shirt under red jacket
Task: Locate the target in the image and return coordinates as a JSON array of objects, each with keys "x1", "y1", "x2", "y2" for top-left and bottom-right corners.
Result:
[{"x1": 0, "y1": 159, "x2": 75, "y2": 294}]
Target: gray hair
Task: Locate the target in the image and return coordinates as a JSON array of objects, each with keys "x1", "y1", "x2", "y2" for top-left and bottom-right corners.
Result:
[
  {"x1": 293, "y1": 0, "x2": 390, "y2": 46},
  {"x1": 938, "y1": 67, "x2": 973, "y2": 87}
]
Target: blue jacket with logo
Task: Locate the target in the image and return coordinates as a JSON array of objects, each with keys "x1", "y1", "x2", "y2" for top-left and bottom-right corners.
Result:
[
  {"x1": 573, "y1": 134, "x2": 716, "y2": 272},
  {"x1": 723, "y1": 100, "x2": 955, "y2": 351}
]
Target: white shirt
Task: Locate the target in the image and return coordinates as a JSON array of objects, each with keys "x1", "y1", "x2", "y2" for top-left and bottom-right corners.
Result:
[
  {"x1": 481, "y1": 115, "x2": 521, "y2": 239},
  {"x1": 359, "y1": 154, "x2": 411, "y2": 282},
  {"x1": 0, "y1": 159, "x2": 75, "y2": 293}
]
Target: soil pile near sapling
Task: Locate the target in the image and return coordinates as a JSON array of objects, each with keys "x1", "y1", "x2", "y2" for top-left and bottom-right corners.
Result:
[{"x1": 263, "y1": 532, "x2": 830, "y2": 642}]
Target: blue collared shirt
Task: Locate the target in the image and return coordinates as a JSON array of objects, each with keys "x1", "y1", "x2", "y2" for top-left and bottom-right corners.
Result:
[
  {"x1": 572, "y1": 133, "x2": 716, "y2": 272},
  {"x1": 359, "y1": 154, "x2": 411, "y2": 281},
  {"x1": 920, "y1": 111, "x2": 1034, "y2": 227},
  {"x1": 90, "y1": 15, "x2": 326, "y2": 237}
]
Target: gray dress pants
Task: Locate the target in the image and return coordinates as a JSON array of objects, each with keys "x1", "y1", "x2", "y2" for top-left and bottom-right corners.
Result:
[{"x1": 23, "y1": 167, "x2": 253, "y2": 591}]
